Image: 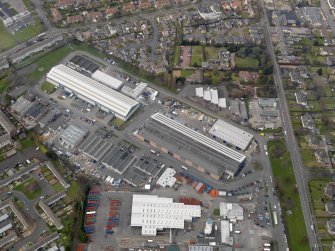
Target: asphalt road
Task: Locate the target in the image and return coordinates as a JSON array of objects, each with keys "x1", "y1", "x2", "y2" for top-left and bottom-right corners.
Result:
[
  {"x1": 0, "y1": 146, "x2": 48, "y2": 173},
  {"x1": 259, "y1": 0, "x2": 319, "y2": 249}
]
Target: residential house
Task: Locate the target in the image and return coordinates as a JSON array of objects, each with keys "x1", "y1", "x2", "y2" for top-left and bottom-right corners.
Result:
[
  {"x1": 57, "y1": 0, "x2": 74, "y2": 9},
  {"x1": 87, "y1": 11, "x2": 103, "y2": 22},
  {"x1": 67, "y1": 15, "x2": 83, "y2": 24},
  {"x1": 123, "y1": 2, "x2": 136, "y2": 12},
  {"x1": 106, "y1": 7, "x2": 118, "y2": 18},
  {"x1": 51, "y1": 8, "x2": 62, "y2": 23},
  {"x1": 327, "y1": 219, "x2": 335, "y2": 234},
  {"x1": 139, "y1": 0, "x2": 152, "y2": 9},
  {"x1": 0, "y1": 59, "x2": 9, "y2": 72},
  {"x1": 239, "y1": 71, "x2": 259, "y2": 82},
  {"x1": 306, "y1": 134, "x2": 322, "y2": 149},
  {"x1": 0, "y1": 133, "x2": 11, "y2": 148},
  {"x1": 295, "y1": 92, "x2": 308, "y2": 106},
  {"x1": 325, "y1": 182, "x2": 335, "y2": 200},
  {"x1": 301, "y1": 113, "x2": 314, "y2": 130},
  {"x1": 314, "y1": 149, "x2": 329, "y2": 165},
  {"x1": 326, "y1": 200, "x2": 335, "y2": 214}
]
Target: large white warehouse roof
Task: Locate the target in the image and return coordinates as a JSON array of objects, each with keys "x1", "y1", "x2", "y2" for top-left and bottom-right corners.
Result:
[
  {"x1": 47, "y1": 65, "x2": 139, "y2": 120},
  {"x1": 209, "y1": 119, "x2": 254, "y2": 150},
  {"x1": 91, "y1": 70, "x2": 123, "y2": 90},
  {"x1": 131, "y1": 194, "x2": 201, "y2": 236},
  {"x1": 150, "y1": 113, "x2": 246, "y2": 163}
]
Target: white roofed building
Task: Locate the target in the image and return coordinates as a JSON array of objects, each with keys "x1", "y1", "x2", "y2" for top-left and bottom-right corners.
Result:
[
  {"x1": 221, "y1": 220, "x2": 233, "y2": 245},
  {"x1": 121, "y1": 82, "x2": 148, "y2": 99},
  {"x1": 156, "y1": 168, "x2": 176, "y2": 188},
  {"x1": 47, "y1": 65, "x2": 139, "y2": 121},
  {"x1": 91, "y1": 70, "x2": 124, "y2": 90},
  {"x1": 219, "y1": 98, "x2": 227, "y2": 108},
  {"x1": 131, "y1": 194, "x2": 201, "y2": 236},
  {"x1": 210, "y1": 89, "x2": 219, "y2": 105},
  {"x1": 195, "y1": 87, "x2": 204, "y2": 97},
  {"x1": 220, "y1": 202, "x2": 244, "y2": 221},
  {"x1": 209, "y1": 120, "x2": 254, "y2": 150}
]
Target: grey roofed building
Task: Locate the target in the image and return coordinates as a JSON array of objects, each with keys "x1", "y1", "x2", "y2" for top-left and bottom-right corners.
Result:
[
  {"x1": 25, "y1": 101, "x2": 49, "y2": 121},
  {"x1": 0, "y1": 59, "x2": 9, "y2": 72},
  {"x1": 327, "y1": 219, "x2": 335, "y2": 234},
  {"x1": 0, "y1": 231, "x2": 17, "y2": 249},
  {"x1": 45, "y1": 162, "x2": 70, "y2": 189},
  {"x1": 260, "y1": 110, "x2": 280, "y2": 117},
  {"x1": 48, "y1": 114, "x2": 69, "y2": 132},
  {"x1": 39, "y1": 200, "x2": 63, "y2": 230},
  {"x1": 0, "y1": 133, "x2": 11, "y2": 148},
  {"x1": 189, "y1": 246, "x2": 214, "y2": 251},
  {"x1": 133, "y1": 156, "x2": 164, "y2": 178},
  {"x1": 38, "y1": 108, "x2": 61, "y2": 128},
  {"x1": 9, "y1": 34, "x2": 63, "y2": 64},
  {"x1": 44, "y1": 190, "x2": 67, "y2": 206},
  {"x1": 326, "y1": 201, "x2": 335, "y2": 214},
  {"x1": 58, "y1": 124, "x2": 89, "y2": 148},
  {"x1": 11, "y1": 96, "x2": 33, "y2": 116},
  {"x1": 258, "y1": 98, "x2": 277, "y2": 107},
  {"x1": 24, "y1": 232, "x2": 60, "y2": 251},
  {"x1": 295, "y1": 92, "x2": 308, "y2": 106},
  {"x1": 101, "y1": 145, "x2": 137, "y2": 174},
  {"x1": 78, "y1": 134, "x2": 113, "y2": 162},
  {"x1": 138, "y1": 113, "x2": 246, "y2": 179},
  {"x1": 0, "y1": 110, "x2": 15, "y2": 135},
  {"x1": 239, "y1": 101, "x2": 248, "y2": 121},
  {"x1": 230, "y1": 100, "x2": 240, "y2": 116},
  {"x1": 325, "y1": 182, "x2": 335, "y2": 200},
  {"x1": 307, "y1": 134, "x2": 322, "y2": 148},
  {"x1": 301, "y1": 113, "x2": 314, "y2": 130}
]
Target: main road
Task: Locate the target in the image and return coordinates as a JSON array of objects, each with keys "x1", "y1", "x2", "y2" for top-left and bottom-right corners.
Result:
[{"x1": 259, "y1": 0, "x2": 319, "y2": 250}]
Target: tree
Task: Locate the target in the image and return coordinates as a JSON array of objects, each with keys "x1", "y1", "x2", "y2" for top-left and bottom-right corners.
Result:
[{"x1": 317, "y1": 68, "x2": 323, "y2": 76}]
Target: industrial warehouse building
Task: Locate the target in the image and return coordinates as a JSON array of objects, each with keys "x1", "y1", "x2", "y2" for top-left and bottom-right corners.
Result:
[
  {"x1": 91, "y1": 70, "x2": 123, "y2": 90},
  {"x1": 131, "y1": 194, "x2": 201, "y2": 236},
  {"x1": 209, "y1": 119, "x2": 254, "y2": 150},
  {"x1": 136, "y1": 113, "x2": 246, "y2": 179},
  {"x1": 46, "y1": 64, "x2": 140, "y2": 121}
]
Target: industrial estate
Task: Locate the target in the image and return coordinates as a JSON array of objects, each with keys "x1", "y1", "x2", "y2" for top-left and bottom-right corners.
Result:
[{"x1": 0, "y1": 0, "x2": 335, "y2": 251}]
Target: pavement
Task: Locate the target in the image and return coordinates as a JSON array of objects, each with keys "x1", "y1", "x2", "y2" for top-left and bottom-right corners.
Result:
[{"x1": 259, "y1": 0, "x2": 319, "y2": 249}]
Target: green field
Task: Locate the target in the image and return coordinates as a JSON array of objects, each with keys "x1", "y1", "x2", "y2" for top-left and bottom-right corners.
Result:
[
  {"x1": 20, "y1": 138, "x2": 34, "y2": 149},
  {"x1": 52, "y1": 182, "x2": 64, "y2": 192},
  {"x1": 235, "y1": 57, "x2": 259, "y2": 69},
  {"x1": 191, "y1": 46, "x2": 203, "y2": 67},
  {"x1": 41, "y1": 81, "x2": 56, "y2": 93},
  {"x1": 174, "y1": 46, "x2": 181, "y2": 65},
  {"x1": 14, "y1": 178, "x2": 42, "y2": 200},
  {"x1": 268, "y1": 139, "x2": 310, "y2": 251},
  {"x1": 0, "y1": 17, "x2": 44, "y2": 52},
  {"x1": 205, "y1": 47, "x2": 220, "y2": 59},
  {"x1": 0, "y1": 76, "x2": 11, "y2": 94},
  {"x1": 67, "y1": 181, "x2": 81, "y2": 201},
  {"x1": 0, "y1": 23, "x2": 16, "y2": 52}
]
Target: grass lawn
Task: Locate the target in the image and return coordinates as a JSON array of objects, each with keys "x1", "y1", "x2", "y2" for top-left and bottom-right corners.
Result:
[
  {"x1": 235, "y1": 57, "x2": 259, "y2": 69},
  {"x1": 174, "y1": 46, "x2": 180, "y2": 65},
  {"x1": 53, "y1": 182, "x2": 64, "y2": 192},
  {"x1": 268, "y1": 140, "x2": 310, "y2": 251},
  {"x1": 180, "y1": 69, "x2": 194, "y2": 77},
  {"x1": 41, "y1": 81, "x2": 56, "y2": 93},
  {"x1": 191, "y1": 46, "x2": 203, "y2": 67},
  {"x1": 12, "y1": 19, "x2": 44, "y2": 43},
  {"x1": 205, "y1": 47, "x2": 220, "y2": 59},
  {"x1": 0, "y1": 76, "x2": 11, "y2": 94},
  {"x1": 28, "y1": 46, "x2": 74, "y2": 80},
  {"x1": 204, "y1": 70, "x2": 229, "y2": 84},
  {"x1": 14, "y1": 178, "x2": 42, "y2": 200},
  {"x1": 20, "y1": 138, "x2": 34, "y2": 149},
  {"x1": 67, "y1": 181, "x2": 81, "y2": 201},
  {"x1": 0, "y1": 23, "x2": 15, "y2": 52}
]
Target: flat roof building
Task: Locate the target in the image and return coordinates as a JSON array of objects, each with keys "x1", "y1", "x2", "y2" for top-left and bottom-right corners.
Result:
[
  {"x1": 209, "y1": 120, "x2": 254, "y2": 150},
  {"x1": 131, "y1": 194, "x2": 201, "y2": 236},
  {"x1": 156, "y1": 168, "x2": 176, "y2": 188},
  {"x1": 47, "y1": 65, "x2": 139, "y2": 121},
  {"x1": 221, "y1": 220, "x2": 233, "y2": 246},
  {"x1": 91, "y1": 70, "x2": 123, "y2": 90},
  {"x1": 58, "y1": 124, "x2": 88, "y2": 149},
  {"x1": 220, "y1": 202, "x2": 244, "y2": 221},
  {"x1": 121, "y1": 82, "x2": 148, "y2": 99},
  {"x1": 136, "y1": 113, "x2": 246, "y2": 179}
]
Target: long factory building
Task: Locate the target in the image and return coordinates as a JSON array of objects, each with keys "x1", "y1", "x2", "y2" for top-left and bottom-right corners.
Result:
[
  {"x1": 136, "y1": 113, "x2": 246, "y2": 179},
  {"x1": 46, "y1": 64, "x2": 139, "y2": 121}
]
